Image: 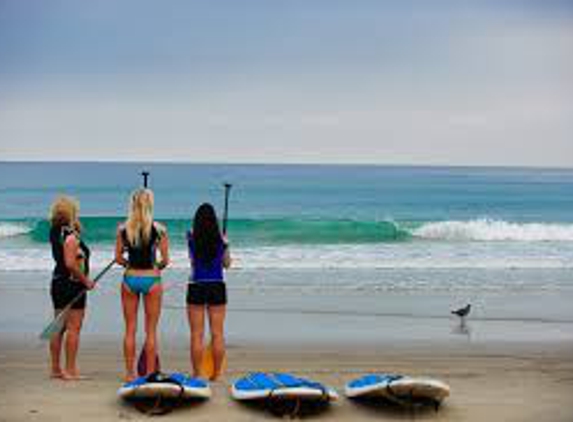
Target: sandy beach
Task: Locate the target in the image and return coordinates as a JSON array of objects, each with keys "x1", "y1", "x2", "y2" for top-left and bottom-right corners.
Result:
[
  {"x1": 1, "y1": 333, "x2": 572, "y2": 422},
  {"x1": 1, "y1": 268, "x2": 573, "y2": 421}
]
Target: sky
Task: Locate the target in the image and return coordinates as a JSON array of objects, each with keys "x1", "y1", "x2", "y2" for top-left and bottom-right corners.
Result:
[{"x1": 0, "y1": 0, "x2": 572, "y2": 167}]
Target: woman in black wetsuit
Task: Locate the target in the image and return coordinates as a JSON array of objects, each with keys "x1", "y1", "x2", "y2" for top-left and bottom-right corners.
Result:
[
  {"x1": 115, "y1": 188, "x2": 169, "y2": 381},
  {"x1": 48, "y1": 196, "x2": 95, "y2": 381}
]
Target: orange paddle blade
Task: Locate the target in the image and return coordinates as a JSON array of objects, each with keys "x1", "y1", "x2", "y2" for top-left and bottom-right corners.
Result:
[{"x1": 200, "y1": 342, "x2": 227, "y2": 379}]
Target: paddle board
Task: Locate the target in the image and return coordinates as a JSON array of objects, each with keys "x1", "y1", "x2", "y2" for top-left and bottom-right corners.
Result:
[
  {"x1": 118, "y1": 372, "x2": 211, "y2": 400},
  {"x1": 345, "y1": 373, "x2": 450, "y2": 408},
  {"x1": 231, "y1": 372, "x2": 338, "y2": 402}
]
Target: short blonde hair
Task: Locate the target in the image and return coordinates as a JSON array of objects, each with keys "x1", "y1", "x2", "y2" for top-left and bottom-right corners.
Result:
[{"x1": 49, "y1": 195, "x2": 80, "y2": 229}]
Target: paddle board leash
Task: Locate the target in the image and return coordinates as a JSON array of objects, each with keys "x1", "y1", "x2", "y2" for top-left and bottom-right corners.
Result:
[{"x1": 39, "y1": 260, "x2": 115, "y2": 340}]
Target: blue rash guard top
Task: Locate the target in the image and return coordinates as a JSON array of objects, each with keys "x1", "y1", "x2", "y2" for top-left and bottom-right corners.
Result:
[{"x1": 187, "y1": 230, "x2": 226, "y2": 283}]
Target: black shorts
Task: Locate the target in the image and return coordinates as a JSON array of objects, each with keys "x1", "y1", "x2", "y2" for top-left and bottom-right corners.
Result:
[
  {"x1": 186, "y1": 282, "x2": 227, "y2": 306},
  {"x1": 51, "y1": 278, "x2": 87, "y2": 310}
]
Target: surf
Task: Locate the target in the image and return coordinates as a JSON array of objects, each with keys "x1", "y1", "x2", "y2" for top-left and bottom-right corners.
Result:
[{"x1": 413, "y1": 218, "x2": 573, "y2": 242}]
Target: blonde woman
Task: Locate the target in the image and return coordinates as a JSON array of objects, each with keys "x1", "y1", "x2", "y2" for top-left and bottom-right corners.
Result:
[
  {"x1": 115, "y1": 189, "x2": 169, "y2": 381},
  {"x1": 49, "y1": 196, "x2": 95, "y2": 381}
]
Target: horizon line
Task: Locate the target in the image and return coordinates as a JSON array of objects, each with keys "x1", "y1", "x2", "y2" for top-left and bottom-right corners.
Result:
[{"x1": 0, "y1": 158, "x2": 572, "y2": 172}]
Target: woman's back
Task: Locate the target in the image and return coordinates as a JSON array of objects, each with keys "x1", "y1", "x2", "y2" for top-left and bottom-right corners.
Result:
[
  {"x1": 120, "y1": 223, "x2": 159, "y2": 270},
  {"x1": 187, "y1": 232, "x2": 225, "y2": 282}
]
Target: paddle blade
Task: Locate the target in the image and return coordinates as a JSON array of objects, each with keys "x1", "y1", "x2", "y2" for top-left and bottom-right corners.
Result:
[
  {"x1": 137, "y1": 347, "x2": 161, "y2": 376},
  {"x1": 39, "y1": 311, "x2": 66, "y2": 341},
  {"x1": 200, "y1": 342, "x2": 227, "y2": 379}
]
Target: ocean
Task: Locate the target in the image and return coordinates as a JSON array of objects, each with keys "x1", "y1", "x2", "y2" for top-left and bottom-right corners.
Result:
[{"x1": 1, "y1": 162, "x2": 573, "y2": 343}]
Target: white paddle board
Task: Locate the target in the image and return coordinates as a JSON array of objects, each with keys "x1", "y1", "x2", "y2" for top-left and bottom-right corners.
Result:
[
  {"x1": 345, "y1": 373, "x2": 450, "y2": 408},
  {"x1": 118, "y1": 372, "x2": 211, "y2": 400}
]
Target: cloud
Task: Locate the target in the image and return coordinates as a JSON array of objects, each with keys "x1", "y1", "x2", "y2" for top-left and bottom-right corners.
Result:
[{"x1": 0, "y1": 1, "x2": 572, "y2": 166}]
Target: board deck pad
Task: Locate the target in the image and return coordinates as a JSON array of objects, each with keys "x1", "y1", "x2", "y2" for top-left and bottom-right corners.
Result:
[{"x1": 231, "y1": 372, "x2": 338, "y2": 401}]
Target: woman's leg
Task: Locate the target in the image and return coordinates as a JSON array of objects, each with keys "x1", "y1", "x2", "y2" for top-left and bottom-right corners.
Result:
[
  {"x1": 143, "y1": 282, "x2": 162, "y2": 375},
  {"x1": 187, "y1": 305, "x2": 205, "y2": 377},
  {"x1": 207, "y1": 304, "x2": 226, "y2": 381},
  {"x1": 63, "y1": 309, "x2": 85, "y2": 380},
  {"x1": 121, "y1": 283, "x2": 139, "y2": 381},
  {"x1": 49, "y1": 309, "x2": 65, "y2": 378}
]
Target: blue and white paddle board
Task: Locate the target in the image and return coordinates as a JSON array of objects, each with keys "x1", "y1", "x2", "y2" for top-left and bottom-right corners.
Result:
[
  {"x1": 118, "y1": 372, "x2": 211, "y2": 400},
  {"x1": 345, "y1": 374, "x2": 449, "y2": 406},
  {"x1": 231, "y1": 372, "x2": 338, "y2": 402}
]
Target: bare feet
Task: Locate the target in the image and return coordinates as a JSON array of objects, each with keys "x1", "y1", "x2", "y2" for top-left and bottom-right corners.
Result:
[
  {"x1": 61, "y1": 369, "x2": 88, "y2": 381},
  {"x1": 50, "y1": 369, "x2": 65, "y2": 379}
]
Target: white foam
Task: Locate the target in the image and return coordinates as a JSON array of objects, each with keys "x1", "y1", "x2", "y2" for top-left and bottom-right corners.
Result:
[
  {"x1": 1, "y1": 241, "x2": 573, "y2": 272},
  {"x1": 0, "y1": 222, "x2": 33, "y2": 238},
  {"x1": 413, "y1": 219, "x2": 573, "y2": 242}
]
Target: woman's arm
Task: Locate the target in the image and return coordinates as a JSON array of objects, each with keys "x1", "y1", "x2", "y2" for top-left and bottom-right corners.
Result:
[
  {"x1": 115, "y1": 227, "x2": 128, "y2": 267},
  {"x1": 222, "y1": 237, "x2": 232, "y2": 269},
  {"x1": 63, "y1": 235, "x2": 94, "y2": 289},
  {"x1": 156, "y1": 224, "x2": 170, "y2": 270},
  {"x1": 187, "y1": 230, "x2": 194, "y2": 268}
]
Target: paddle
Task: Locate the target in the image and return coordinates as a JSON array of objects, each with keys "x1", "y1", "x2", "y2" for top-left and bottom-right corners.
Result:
[
  {"x1": 200, "y1": 182, "x2": 232, "y2": 379},
  {"x1": 39, "y1": 260, "x2": 115, "y2": 341},
  {"x1": 222, "y1": 182, "x2": 232, "y2": 235},
  {"x1": 136, "y1": 170, "x2": 162, "y2": 376},
  {"x1": 141, "y1": 170, "x2": 150, "y2": 188}
]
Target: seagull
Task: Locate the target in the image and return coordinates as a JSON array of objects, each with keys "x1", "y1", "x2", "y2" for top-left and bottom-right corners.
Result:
[{"x1": 451, "y1": 304, "x2": 471, "y2": 319}]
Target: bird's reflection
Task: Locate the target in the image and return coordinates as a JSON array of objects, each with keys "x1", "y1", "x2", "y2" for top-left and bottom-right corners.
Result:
[{"x1": 451, "y1": 318, "x2": 472, "y2": 340}]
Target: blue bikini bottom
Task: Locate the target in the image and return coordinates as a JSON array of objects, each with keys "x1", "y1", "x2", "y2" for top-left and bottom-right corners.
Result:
[{"x1": 123, "y1": 275, "x2": 161, "y2": 295}]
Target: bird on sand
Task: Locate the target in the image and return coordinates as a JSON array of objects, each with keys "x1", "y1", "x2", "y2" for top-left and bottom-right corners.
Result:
[{"x1": 451, "y1": 304, "x2": 471, "y2": 319}]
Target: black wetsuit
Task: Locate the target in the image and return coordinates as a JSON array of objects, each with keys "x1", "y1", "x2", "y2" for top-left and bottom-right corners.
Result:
[
  {"x1": 50, "y1": 226, "x2": 90, "y2": 310},
  {"x1": 120, "y1": 224, "x2": 160, "y2": 270}
]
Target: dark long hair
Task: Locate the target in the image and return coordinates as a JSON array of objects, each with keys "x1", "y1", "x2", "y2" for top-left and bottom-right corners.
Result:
[{"x1": 192, "y1": 203, "x2": 222, "y2": 263}]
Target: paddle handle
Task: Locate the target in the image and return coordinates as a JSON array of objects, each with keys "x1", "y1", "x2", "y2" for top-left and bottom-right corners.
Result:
[
  {"x1": 222, "y1": 183, "x2": 232, "y2": 235},
  {"x1": 141, "y1": 171, "x2": 150, "y2": 188}
]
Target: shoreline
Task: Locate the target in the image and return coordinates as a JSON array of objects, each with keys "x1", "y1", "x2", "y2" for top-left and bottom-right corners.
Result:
[{"x1": 2, "y1": 270, "x2": 573, "y2": 346}]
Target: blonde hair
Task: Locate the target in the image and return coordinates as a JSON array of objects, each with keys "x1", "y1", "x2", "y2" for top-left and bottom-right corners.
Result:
[
  {"x1": 49, "y1": 195, "x2": 80, "y2": 230},
  {"x1": 125, "y1": 189, "x2": 154, "y2": 247}
]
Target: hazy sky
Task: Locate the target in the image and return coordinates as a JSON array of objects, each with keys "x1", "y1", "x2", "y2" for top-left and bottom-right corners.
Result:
[{"x1": 0, "y1": 0, "x2": 572, "y2": 166}]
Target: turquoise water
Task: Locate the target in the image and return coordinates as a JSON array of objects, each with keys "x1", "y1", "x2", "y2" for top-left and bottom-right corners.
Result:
[
  {"x1": 1, "y1": 162, "x2": 573, "y2": 274},
  {"x1": 1, "y1": 162, "x2": 573, "y2": 343}
]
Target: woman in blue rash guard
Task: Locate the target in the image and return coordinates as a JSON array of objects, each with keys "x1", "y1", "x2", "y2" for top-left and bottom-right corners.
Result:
[{"x1": 186, "y1": 203, "x2": 231, "y2": 381}]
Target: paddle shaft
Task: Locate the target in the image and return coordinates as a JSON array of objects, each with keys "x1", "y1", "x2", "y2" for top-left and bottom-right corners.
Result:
[
  {"x1": 40, "y1": 260, "x2": 115, "y2": 340},
  {"x1": 136, "y1": 170, "x2": 161, "y2": 375},
  {"x1": 60, "y1": 260, "x2": 115, "y2": 312},
  {"x1": 222, "y1": 183, "x2": 232, "y2": 235},
  {"x1": 200, "y1": 183, "x2": 232, "y2": 379}
]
